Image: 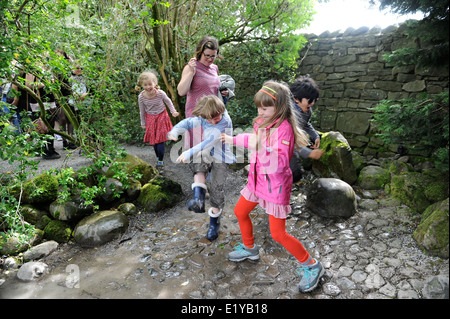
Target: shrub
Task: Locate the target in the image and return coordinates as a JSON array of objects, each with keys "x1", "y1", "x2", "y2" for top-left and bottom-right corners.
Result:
[{"x1": 372, "y1": 92, "x2": 449, "y2": 171}]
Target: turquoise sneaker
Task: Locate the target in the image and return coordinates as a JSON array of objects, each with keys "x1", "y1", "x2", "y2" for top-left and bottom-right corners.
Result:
[
  {"x1": 296, "y1": 258, "x2": 325, "y2": 292},
  {"x1": 228, "y1": 243, "x2": 260, "y2": 262}
]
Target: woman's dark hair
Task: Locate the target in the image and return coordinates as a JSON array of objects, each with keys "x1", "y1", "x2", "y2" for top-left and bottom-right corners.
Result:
[{"x1": 194, "y1": 36, "x2": 222, "y2": 60}]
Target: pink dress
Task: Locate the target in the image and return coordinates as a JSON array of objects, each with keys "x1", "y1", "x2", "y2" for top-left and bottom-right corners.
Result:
[{"x1": 138, "y1": 90, "x2": 176, "y2": 145}]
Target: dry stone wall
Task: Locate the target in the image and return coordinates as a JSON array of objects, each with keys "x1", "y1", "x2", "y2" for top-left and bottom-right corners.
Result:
[{"x1": 298, "y1": 23, "x2": 449, "y2": 157}]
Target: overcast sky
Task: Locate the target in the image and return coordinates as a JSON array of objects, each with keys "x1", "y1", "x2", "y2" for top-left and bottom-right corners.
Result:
[{"x1": 302, "y1": 0, "x2": 425, "y2": 34}]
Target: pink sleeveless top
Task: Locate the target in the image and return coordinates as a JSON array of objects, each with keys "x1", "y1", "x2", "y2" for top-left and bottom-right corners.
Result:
[{"x1": 185, "y1": 61, "x2": 220, "y2": 118}]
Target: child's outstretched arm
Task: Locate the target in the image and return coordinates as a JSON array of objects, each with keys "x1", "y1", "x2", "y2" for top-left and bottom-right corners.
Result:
[{"x1": 220, "y1": 133, "x2": 257, "y2": 149}]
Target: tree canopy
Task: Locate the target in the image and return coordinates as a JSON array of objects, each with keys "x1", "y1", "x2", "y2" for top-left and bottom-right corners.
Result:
[{"x1": 372, "y1": 0, "x2": 449, "y2": 67}]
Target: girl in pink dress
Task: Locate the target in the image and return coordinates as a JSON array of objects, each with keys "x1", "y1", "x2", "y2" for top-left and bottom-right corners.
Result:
[
  {"x1": 137, "y1": 71, "x2": 179, "y2": 168},
  {"x1": 221, "y1": 81, "x2": 325, "y2": 293}
]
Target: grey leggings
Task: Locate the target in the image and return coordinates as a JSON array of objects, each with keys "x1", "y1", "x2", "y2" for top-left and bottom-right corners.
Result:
[{"x1": 189, "y1": 152, "x2": 229, "y2": 209}]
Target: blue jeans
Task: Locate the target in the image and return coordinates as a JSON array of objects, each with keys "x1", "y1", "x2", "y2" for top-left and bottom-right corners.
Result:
[{"x1": 1, "y1": 97, "x2": 21, "y2": 133}]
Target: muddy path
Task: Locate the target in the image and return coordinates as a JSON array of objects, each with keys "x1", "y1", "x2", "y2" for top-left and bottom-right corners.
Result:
[{"x1": 0, "y1": 142, "x2": 448, "y2": 300}]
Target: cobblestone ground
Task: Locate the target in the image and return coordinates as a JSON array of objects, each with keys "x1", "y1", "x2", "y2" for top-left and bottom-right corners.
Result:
[{"x1": 0, "y1": 144, "x2": 448, "y2": 299}]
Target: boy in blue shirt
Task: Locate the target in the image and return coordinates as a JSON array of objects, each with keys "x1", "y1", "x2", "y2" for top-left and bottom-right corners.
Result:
[{"x1": 168, "y1": 95, "x2": 235, "y2": 241}]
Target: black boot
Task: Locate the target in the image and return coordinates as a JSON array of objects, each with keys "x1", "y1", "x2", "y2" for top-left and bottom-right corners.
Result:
[
  {"x1": 206, "y1": 208, "x2": 222, "y2": 241},
  {"x1": 42, "y1": 139, "x2": 61, "y2": 160},
  {"x1": 187, "y1": 183, "x2": 207, "y2": 213}
]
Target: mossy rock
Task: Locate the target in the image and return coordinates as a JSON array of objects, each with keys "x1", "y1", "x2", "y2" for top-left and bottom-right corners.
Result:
[
  {"x1": 388, "y1": 161, "x2": 413, "y2": 177},
  {"x1": 20, "y1": 205, "x2": 49, "y2": 225},
  {"x1": 109, "y1": 154, "x2": 158, "y2": 185},
  {"x1": 390, "y1": 169, "x2": 448, "y2": 214},
  {"x1": 118, "y1": 203, "x2": 138, "y2": 215},
  {"x1": 357, "y1": 165, "x2": 390, "y2": 190},
  {"x1": 0, "y1": 229, "x2": 44, "y2": 256},
  {"x1": 422, "y1": 169, "x2": 449, "y2": 203},
  {"x1": 18, "y1": 173, "x2": 59, "y2": 204},
  {"x1": 413, "y1": 198, "x2": 449, "y2": 259},
  {"x1": 390, "y1": 172, "x2": 431, "y2": 214},
  {"x1": 137, "y1": 176, "x2": 183, "y2": 212},
  {"x1": 312, "y1": 131, "x2": 357, "y2": 184},
  {"x1": 351, "y1": 150, "x2": 366, "y2": 174},
  {"x1": 43, "y1": 220, "x2": 72, "y2": 243}
]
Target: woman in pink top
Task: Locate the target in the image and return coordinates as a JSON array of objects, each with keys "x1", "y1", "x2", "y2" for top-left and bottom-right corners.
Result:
[
  {"x1": 137, "y1": 71, "x2": 179, "y2": 168},
  {"x1": 221, "y1": 81, "x2": 325, "y2": 293},
  {"x1": 178, "y1": 36, "x2": 221, "y2": 118},
  {"x1": 177, "y1": 36, "x2": 223, "y2": 218}
]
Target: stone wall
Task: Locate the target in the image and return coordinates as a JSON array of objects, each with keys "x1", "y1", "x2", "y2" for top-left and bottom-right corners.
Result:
[{"x1": 297, "y1": 23, "x2": 449, "y2": 157}]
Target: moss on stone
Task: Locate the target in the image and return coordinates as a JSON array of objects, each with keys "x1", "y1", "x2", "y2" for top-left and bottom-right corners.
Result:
[
  {"x1": 413, "y1": 198, "x2": 449, "y2": 258},
  {"x1": 43, "y1": 220, "x2": 72, "y2": 243},
  {"x1": 390, "y1": 172, "x2": 430, "y2": 214},
  {"x1": 114, "y1": 154, "x2": 158, "y2": 185},
  {"x1": 21, "y1": 173, "x2": 59, "y2": 204},
  {"x1": 137, "y1": 176, "x2": 182, "y2": 212}
]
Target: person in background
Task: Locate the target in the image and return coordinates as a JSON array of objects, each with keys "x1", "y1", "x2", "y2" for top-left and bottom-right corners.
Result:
[
  {"x1": 177, "y1": 36, "x2": 222, "y2": 118},
  {"x1": 289, "y1": 75, "x2": 322, "y2": 182}
]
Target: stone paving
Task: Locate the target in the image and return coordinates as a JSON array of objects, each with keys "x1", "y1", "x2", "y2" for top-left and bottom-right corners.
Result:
[{"x1": 0, "y1": 145, "x2": 448, "y2": 299}]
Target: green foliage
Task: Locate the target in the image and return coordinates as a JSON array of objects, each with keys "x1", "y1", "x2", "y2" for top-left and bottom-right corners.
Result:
[
  {"x1": 372, "y1": 92, "x2": 449, "y2": 170},
  {"x1": 0, "y1": 0, "x2": 144, "y2": 249},
  {"x1": 0, "y1": 112, "x2": 46, "y2": 247}
]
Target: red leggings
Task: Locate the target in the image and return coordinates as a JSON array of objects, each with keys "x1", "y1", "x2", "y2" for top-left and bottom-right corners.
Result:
[{"x1": 234, "y1": 195, "x2": 310, "y2": 264}]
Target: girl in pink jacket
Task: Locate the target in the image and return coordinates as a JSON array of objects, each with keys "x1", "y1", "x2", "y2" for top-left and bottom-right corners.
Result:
[{"x1": 221, "y1": 81, "x2": 325, "y2": 293}]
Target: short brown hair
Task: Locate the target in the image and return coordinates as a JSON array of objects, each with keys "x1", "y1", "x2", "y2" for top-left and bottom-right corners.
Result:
[
  {"x1": 192, "y1": 95, "x2": 225, "y2": 120},
  {"x1": 194, "y1": 36, "x2": 222, "y2": 60}
]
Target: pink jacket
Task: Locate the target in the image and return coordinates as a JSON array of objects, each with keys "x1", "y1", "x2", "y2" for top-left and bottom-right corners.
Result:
[{"x1": 233, "y1": 118, "x2": 294, "y2": 205}]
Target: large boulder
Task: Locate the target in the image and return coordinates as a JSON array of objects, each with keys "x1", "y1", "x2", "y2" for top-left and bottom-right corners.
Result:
[
  {"x1": 137, "y1": 176, "x2": 183, "y2": 212},
  {"x1": 306, "y1": 178, "x2": 357, "y2": 218},
  {"x1": 413, "y1": 198, "x2": 449, "y2": 259},
  {"x1": 73, "y1": 210, "x2": 129, "y2": 247},
  {"x1": 312, "y1": 131, "x2": 357, "y2": 185},
  {"x1": 19, "y1": 173, "x2": 59, "y2": 204}
]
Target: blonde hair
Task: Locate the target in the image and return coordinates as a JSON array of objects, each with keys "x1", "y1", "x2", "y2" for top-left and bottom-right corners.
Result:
[
  {"x1": 254, "y1": 80, "x2": 309, "y2": 150},
  {"x1": 135, "y1": 70, "x2": 160, "y2": 92},
  {"x1": 192, "y1": 95, "x2": 225, "y2": 120}
]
